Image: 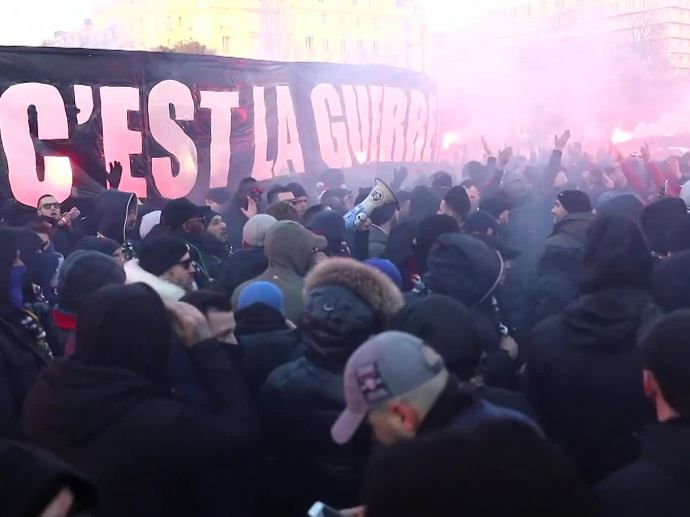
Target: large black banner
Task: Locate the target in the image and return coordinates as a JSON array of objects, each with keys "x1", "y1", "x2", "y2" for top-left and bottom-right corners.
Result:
[{"x1": 0, "y1": 46, "x2": 439, "y2": 206}]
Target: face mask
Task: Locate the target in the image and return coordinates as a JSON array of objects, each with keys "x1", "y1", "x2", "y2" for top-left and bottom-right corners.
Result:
[{"x1": 9, "y1": 265, "x2": 27, "y2": 309}]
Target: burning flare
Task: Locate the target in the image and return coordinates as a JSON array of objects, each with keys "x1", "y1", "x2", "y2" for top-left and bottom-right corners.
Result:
[
  {"x1": 442, "y1": 131, "x2": 460, "y2": 150},
  {"x1": 611, "y1": 127, "x2": 634, "y2": 145}
]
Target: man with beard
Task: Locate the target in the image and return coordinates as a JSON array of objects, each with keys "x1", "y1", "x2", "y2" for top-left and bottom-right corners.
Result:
[{"x1": 201, "y1": 210, "x2": 232, "y2": 280}]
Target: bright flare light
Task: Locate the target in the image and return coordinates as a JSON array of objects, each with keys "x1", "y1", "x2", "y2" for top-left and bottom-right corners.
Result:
[
  {"x1": 611, "y1": 127, "x2": 634, "y2": 145},
  {"x1": 442, "y1": 131, "x2": 460, "y2": 150}
]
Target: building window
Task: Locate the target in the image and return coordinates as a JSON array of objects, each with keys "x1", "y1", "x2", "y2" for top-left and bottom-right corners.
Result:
[
  {"x1": 373, "y1": 41, "x2": 379, "y2": 56},
  {"x1": 555, "y1": 0, "x2": 565, "y2": 9},
  {"x1": 323, "y1": 14, "x2": 328, "y2": 25},
  {"x1": 369, "y1": 0, "x2": 373, "y2": 5},
  {"x1": 353, "y1": 0, "x2": 357, "y2": 5},
  {"x1": 356, "y1": 17, "x2": 362, "y2": 28},
  {"x1": 340, "y1": 15, "x2": 345, "y2": 26},
  {"x1": 524, "y1": 4, "x2": 531, "y2": 15},
  {"x1": 139, "y1": 19, "x2": 144, "y2": 32},
  {"x1": 341, "y1": 39, "x2": 347, "y2": 54},
  {"x1": 306, "y1": 36, "x2": 314, "y2": 55},
  {"x1": 540, "y1": 1, "x2": 548, "y2": 13},
  {"x1": 323, "y1": 38, "x2": 330, "y2": 53},
  {"x1": 357, "y1": 39, "x2": 363, "y2": 56},
  {"x1": 178, "y1": 16, "x2": 182, "y2": 28},
  {"x1": 222, "y1": 36, "x2": 231, "y2": 52},
  {"x1": 373, "y1": 18, "x2": 380, "y2": 29},
  {"x1": 167, "y1": 16, "x2": 172, "y2": 31}
]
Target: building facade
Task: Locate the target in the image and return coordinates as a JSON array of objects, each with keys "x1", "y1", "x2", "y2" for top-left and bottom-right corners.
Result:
[
  {"x1": 45, "y1": 0, "x2": 428, "y2": 71},
  {"x1": 433, "y1": 0, "x2": 690, "y2": 76}
]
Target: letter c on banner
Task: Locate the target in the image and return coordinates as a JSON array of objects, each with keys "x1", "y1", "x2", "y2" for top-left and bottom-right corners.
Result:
[
  {"x1": 149, "y1": 80, "x2": 198, "y2": 199},
  {"x1": 0, "y1": 83, "x2": 73, "y2": 205}
]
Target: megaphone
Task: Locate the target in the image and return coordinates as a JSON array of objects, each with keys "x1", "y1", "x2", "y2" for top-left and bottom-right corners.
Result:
[{"x1": 343, "y1": 178, "x2": 398, "y2": 230}]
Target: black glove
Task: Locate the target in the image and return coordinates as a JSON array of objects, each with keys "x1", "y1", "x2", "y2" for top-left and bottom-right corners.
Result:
[{"x1": 107, "y1": 161, "x2": 123, "y2": 190}]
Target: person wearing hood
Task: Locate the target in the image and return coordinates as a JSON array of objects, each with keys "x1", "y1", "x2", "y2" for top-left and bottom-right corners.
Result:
[
  {"x1": 526, "y1": 213, "x2": 658, "y2": 484},
  {"x1": 260, "y1": 259, "x2": 404, "y2": 517},
  {"x1": 383, "y1": 214, "x2": 459, "y2": 292},
  {"x1": 125, "y1": 236, "x2": 196, "y2": 301},
  {"x1": 416, "y1": 233, "x2": 518, "y2": 389},
  {"x1": 94, "y1": 189, "x2": 138, "y2": 260},
  {"x1": 598, "y1": 310, "x2": 690, "y2": 517},
  {"x1": 0, "y1": 228, "x2": 52, "y2": 440},
  {"x1": 286, "y1": 182, "x2": 309, "y2": 219},
  {"x1": 306, "y1": 209, "x2": 351, "y2": 257},
  {"x1": 407, "y1": 186, "x2": 441, "y2": 222},
  {"x1": 233, "y1": 282, "x2": 304, "y2": 396},
  {"x1": 529, "y1": 190, "x2": 595, "y2": 328},
  {"x1": 653, "y1": 251, "x2": 690, "y2": 312},
  {"x1": 225, "y1": 177, "x2": 264, "y2": 251},
  {"x1": 640, "y1": 197, "x2": 688, "y2": 257},
  {"x1": 23, "y1": 284, "x2": 260, "y2": 517},
  {"x1": 0, "y1": 440, "x2": 97, "y2": 517},
  {"x1": 232, "y1": 221, "x2": 326, "y2": 322},
  {"x1": 388, "y1": 295, "x2": 537, "y2": 421},
  {"x1": 139, "y1": 210, "x2": 161, "y2": 240},
  {"x1": 53, "y1": 250, "x2": 126, "y2": 356},
  {"x1": 595, "y1": 192, "x2": 645, "y2": 221},
  {"x1": 213, "y1": 214, "x2": 277, "y2": 299},
  {"x1": 664, "y1": 214, "x2": 690, "y2": 257}
]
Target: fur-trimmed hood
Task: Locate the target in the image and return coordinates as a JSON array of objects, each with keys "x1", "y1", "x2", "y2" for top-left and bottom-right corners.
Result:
[
  {"x1": 304, "y1": 258, "x2": 404, "y2": 321},
  {"x1": 124, "y1": 259, "x2": 186, "y2": 302}
]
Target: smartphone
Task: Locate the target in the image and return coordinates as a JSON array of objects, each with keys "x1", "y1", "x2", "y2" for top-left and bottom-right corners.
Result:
[{"x1": 308, "y1": 502, "x2": 343, "y2": 517}]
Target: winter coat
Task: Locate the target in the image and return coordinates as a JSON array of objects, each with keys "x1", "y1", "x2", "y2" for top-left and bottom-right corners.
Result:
[
  {"x1": 259, "y1": 258, "x2": 404, "y2": 517},
  {"x1": 213, "y1": 248, "x2": 269, "y2": 299},
  {"x1": 23, "y1": 342, "x2": 260, "y2": 517},
  {"x1": 198, "y1": 234, "x2": 232, "y2": 281},
  {"x1": 526, "y1": 288, "x2": 659, "y2": 484},
  {"x1": 235, "y1": 302, "x2": 305, "y2": 397},
  {"x1": 0, "y1": 314, "x2": 48, "y2": 440},
  {"x1": 224, "y1": 204, "x2": 249, "y2": 252},
  {"x1": 529, "y1": 246, "x2": 582, "y2": 328},
  {"x1": 597, "y1": 418, "x2": 690, "y2": 517},
  {"x1": 544, "y1": 212, "x2": 595, "y2": 249},
  {"x1": 368, "y1": 225, "x2": 389, "y2": 259},
  {"x1": 233, "y1": 222, "x2": 319, "y2": 323}
]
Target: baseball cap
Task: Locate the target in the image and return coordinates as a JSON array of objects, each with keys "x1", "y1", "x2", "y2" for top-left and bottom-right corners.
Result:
[
  {"x1": 331, "y1": 331, "x2": 447, "y2": 445},
  {"x1": 161, "y1": 198, "x2": 210, "y2": 230}
]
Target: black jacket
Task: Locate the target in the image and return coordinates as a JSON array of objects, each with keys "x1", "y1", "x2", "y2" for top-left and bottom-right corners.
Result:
[
  {"x1": 597, "y1": 418, "x2": 690, "y2": 517},
  {"x1": 196, "y1": 233, "x2": 232, "y2": 281},
  {"x1": 260, "y1": 345, "x2": 372, "y2": 517},
  {"x1": 526, "y1": 288, "x2": 659, "y2": 484},
  {"x1": 23, "y1": 342, "x2": 260, "y2": 517},
  {"x1": 224, "y1": 205, "x2": 249, "y2": 252},
  {"x1": 235, "y1": 303, "x2": 305, "y2": 396},
  {"x1": 0, "y1": 314, "x2": 48, "y2": 440},
  {"x1": 213, "y1": 248, "x2": 268, "y2": 298},
  {"x1": 529, "y1": 246, "x2": 582, "y2": 328}
]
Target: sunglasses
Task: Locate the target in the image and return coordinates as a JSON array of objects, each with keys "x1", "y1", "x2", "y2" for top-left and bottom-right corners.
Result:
[
  {"x1": 40, "y1": 203, "x2": 60, "y2": 210},
  {"x1": 178, "y1": 258, "x2": 194, "y2": 269}
]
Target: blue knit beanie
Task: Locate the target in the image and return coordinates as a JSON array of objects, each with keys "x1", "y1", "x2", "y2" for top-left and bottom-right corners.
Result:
[
  {"x1": 238, "y1": 281, "x2": 285, "y2": 315},
  {"x1": 365, "y1": 259, "x2": 403, "y2": 290}
]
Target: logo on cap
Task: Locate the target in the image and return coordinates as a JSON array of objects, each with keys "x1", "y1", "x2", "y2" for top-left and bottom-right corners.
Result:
[{"x1": 356, "y1": 362, "x2": 390, "y2": 403}]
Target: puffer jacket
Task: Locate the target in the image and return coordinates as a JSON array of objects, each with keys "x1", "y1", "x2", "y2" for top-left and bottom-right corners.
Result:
[
  {"x1": 260, "y1": 258, "x2": 404, "y2": 517},
  {"x1": 526, "y1": 288, "x2": 659, "y2": 484}
]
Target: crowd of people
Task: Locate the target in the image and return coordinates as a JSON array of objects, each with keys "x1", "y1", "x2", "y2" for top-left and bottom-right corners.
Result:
[{"x1": 2, "y1": 129, "x2": 690, "y2": 517}]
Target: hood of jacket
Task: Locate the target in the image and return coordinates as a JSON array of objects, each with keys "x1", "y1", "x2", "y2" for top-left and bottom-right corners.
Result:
[
  {"x1": 124, "y1": 259, "x2": 186, "y2": 301},
  {"x1": 265, "y1": 221, "x2": 321, "y2": 277},
  {"x1": 235, "y1": 302, "x2": 289, "y2": 336},
  {"x1": 548, "y1": 212, "x2": 595, "y2": 248},
  {"x1": 640, "y1": 417, "x2": 690, "y2": 487},
  {"x1": 302, "y1": 258, "x2": 404, "y2": 359},
  {"x1": 96, "y1": 190, "x2": 137, "y2": 245},
  {"x1": 562, "y1": 288, "x2": 660, "y2": 353},
  {"x1": 23, "y1": 357, "x2": 167, "y2": 446},
  {"x1": 424, "y1": 234, "x2": 503, "y2": 308}
]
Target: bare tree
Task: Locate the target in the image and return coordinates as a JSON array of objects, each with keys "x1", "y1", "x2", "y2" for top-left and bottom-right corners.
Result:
[
  {"x1": 153, "y1": 40, "x2": 217, "y2": 55},
  {"x1": 260, "y1": 0, "x2": 293, "y2": 60}
]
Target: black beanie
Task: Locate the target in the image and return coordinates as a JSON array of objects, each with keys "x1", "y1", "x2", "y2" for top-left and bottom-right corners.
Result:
[
  {"x1": 161, "y1": 198, "x2": 209, "y2": 230},
  {"x1": 642, "y1": 198, "x2": 688, "y2": 254},
  {"x1": 76, "y1": 236, "x2": 121, "y2": 256},
  {"x1": 463, "y1": 211, "x2": 498, "y2": 236},
  {"x1": 665, "y1": 214, "x2": 690, "y2": 255},
  {"x1": 58, "y1": 251, "x2": 126, "y2": 314},
  {"x1": 138, "y1": 236, "x2": 190, "y2": 276},
  {"x1": 557, "y1": 190, "x2": 592, "y2": 214}
]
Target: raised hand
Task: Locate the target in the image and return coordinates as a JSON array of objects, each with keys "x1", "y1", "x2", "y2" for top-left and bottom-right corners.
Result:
[
  {"x1": 165, "y1": 301, "x2": 212, "y2": 348},
  {"x1": 498, "y1": 146, "x2": 513, "y2": 167},
  {"x1": 554, "y1": 130, "x2": 571, "y2": 151},
  {"x1": 666, "y1": 157, "x2": 681, "y2": 180},
  {"x1": 481, "y1": 136, "x2": 493, "y2": 158},
  {"x1": 241, "y1": 196, "x2": 258, "y2": 219},
  {"x1": 107, "y1": 161, "x2": 123, "y2": 190},
  {"x1": 640, "y1": 142, "x2": 651, "y2": 163}
]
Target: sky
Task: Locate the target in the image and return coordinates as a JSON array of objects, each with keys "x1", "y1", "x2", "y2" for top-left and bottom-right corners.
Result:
[{"x1": 0, "y1": 0, "x2": 517, "y2": 46}]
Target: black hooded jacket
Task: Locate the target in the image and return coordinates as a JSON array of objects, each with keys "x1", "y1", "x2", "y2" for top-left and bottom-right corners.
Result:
[
  {"x1": 235, "y1": 302, "x2": 304, "y2": 396},
  {"x1": 213, "y1": 248, "x2": 269, "y2": 299},
  {"x1": 95, "y1": 190, "x2": 138, "y2": 258},
  {"x1": 598, "y1": 418, "x2": 690, "y2": 517},
  {"x1": 527, "y1": 288, "x2": 659, "y2": 484},
  {"x1": 260, "y1": 259, "x2": 404, "y2": 517},
  {"x1": 22, "y1": 284, "x2": 260, "y2": 517}
]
